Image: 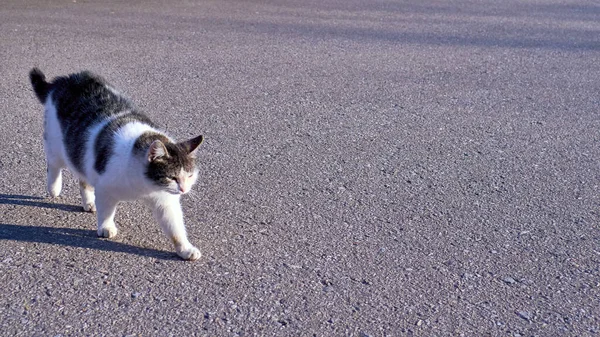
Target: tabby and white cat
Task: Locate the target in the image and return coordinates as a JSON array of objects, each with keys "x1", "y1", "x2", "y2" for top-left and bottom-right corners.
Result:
[{"x1": 29, "y1": 68, "x2": 203, "y2": 260}]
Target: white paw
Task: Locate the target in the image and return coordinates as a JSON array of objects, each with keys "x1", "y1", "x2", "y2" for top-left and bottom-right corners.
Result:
[
  {"x1": 177, "y1": 246, "x2": 201, "y2": 261},
  {"x1": 48, "y1": 184, "x2": 62, "y2": 198},
  {"x1": 97, "y1": 225, "x2": 118, "y2": 238},
  {"x1": 47, "y1": 172, "x2": 62, "y2": 197},
  {"x1": 83, "y1": 202, "x2": 96, "y2": 213}
]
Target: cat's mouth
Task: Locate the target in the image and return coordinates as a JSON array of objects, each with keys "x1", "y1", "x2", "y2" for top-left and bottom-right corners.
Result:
[{"x1": 167, "y1": 187, "x2": 189, "y2": 195}]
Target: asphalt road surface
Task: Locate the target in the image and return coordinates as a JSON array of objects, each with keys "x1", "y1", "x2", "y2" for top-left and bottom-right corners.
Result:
[{"x1": 1, "y1": 0, "x2": 599, "y2": 336}]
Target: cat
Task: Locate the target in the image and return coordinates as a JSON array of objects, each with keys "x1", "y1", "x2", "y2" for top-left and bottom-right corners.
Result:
[{"x1": 29, "y1": 68, "x2": 204, "y2": 261}]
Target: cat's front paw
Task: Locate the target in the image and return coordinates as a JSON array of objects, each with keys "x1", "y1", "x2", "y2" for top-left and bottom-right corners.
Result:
[
  {"x1": 97, "y1": 225, "x2": 118, "y2": 238},
  {"x1": 83, "y1": 202, "x2": 96, "y2": 213},
  {"x1": 177, "y1": 246, "x2": 201, "y2": 261}
]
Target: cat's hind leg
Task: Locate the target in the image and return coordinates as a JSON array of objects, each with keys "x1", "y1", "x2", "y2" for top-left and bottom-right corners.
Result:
[
  {"x1": 44, "y1": 132, "x2": 63, "y2": 197},
  {"x1": 146, "y1": 194, "x2": 201, "y2": 261},
  {"x1": 79, "y1": 180, "x2": 96, "y2": 212},
  {"x1": 46, "y1": 164, "x2": 62, "y2": 197},
  {"x1": 43, "y1": 100, "x2": 64, "y2": 198},
  {"x1": 95, "y1": 188, "x2": 118, "y2": 238}
]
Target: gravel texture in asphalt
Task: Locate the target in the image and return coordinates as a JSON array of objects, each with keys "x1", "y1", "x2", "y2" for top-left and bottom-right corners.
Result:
[{"x1": 0, "y1": 0, "x2": 599, "y2": 336}]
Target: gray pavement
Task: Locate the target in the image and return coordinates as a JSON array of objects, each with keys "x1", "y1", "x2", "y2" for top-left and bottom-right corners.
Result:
[{"x1": 1, "y1": 0, "x2": 599, "y2": 336}]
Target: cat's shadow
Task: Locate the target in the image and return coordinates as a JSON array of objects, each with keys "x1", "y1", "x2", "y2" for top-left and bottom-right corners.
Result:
[
  {"x1": 0, "y1": 223, "x2": 179, "y2": 260},
  {"x1": 0, "y1": 193, "x2": 82, "y2": 212},
  {"x1": 0, "y1": 194, "x2": 178, "y2": 260}
]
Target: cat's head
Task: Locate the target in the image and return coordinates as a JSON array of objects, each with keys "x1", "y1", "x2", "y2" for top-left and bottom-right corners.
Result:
[{"x1": 143, "y1": 135, "x2": 204, "y2": 195}]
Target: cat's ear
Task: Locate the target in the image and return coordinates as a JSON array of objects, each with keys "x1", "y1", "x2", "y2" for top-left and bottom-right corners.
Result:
[
  {"x1": 180, "y1": 135, "x2": 204, "y2": 158},
  {"x1": 147, "y1": 140, "x2": 168, "y2": 162}
]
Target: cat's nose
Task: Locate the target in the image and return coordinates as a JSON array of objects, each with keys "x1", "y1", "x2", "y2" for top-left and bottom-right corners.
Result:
[{"x1": 179, "y1": 185, "x2": 186, "y2": 194}]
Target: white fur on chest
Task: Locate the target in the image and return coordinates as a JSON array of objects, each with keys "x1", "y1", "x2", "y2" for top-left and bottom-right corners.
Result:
[{"x1": 88, "y1": 121, "x2": 158, "y2": 200}]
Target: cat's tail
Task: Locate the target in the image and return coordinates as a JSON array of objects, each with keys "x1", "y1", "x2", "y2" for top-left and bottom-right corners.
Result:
[{"x1": 29, "y1": 68, "x2": 50, "y2": 103}]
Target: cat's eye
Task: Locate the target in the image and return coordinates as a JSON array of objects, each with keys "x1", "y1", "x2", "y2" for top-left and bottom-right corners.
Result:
[{"x1": 171, "y1": 177, "x2": 179, "y2": 183}]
